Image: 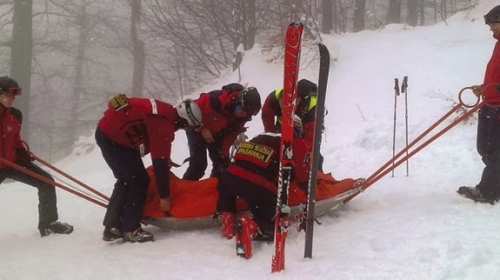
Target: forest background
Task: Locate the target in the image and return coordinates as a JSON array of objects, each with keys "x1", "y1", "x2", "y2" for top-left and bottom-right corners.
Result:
[{"x1": 0, "y1": 0, "x2": 479, "y2": 161}]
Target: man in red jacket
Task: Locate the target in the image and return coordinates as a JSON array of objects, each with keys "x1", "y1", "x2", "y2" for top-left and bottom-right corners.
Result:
[
  {"x1": 261, "y1": 79, "x2": 323, "y2": 170},
  {"x1": 458, "y1": 5, "x2": 500, "y2": 204},
  {"x1": 216, "y1": 115, "x2": 309, "y2": 258},
  {"x1": 182, "y1": 83, "x2": 261, "y2": 180},
  {"x1": 0, "y1": 76, "x2": 73, "y2": 237},
  {"x1": 96, "y1": 95, "x2": 202, "y2": 242}
]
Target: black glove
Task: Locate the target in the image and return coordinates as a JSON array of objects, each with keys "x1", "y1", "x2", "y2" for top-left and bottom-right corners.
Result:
[
  {"x1": 16, "y1": 147, "x2": 33, "y2": 163},
  {"x1": 496, "y1": 83, "x2": 500, "y2": 93}
]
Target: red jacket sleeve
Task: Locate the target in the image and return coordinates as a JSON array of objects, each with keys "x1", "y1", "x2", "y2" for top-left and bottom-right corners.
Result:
[
  {"x1": 146, "y1": 115, "x2": 175, "y2": 198},
  {"x1": 220, "y1": 119, "x2": 247, "y2": 158}
]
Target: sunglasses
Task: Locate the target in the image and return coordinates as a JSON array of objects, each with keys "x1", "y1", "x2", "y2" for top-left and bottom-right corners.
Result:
[
  {"x1": 484, "y1": 14, "x2": 500, "y2": 25},
  {"x1": 2, "y1": 87, "x2": 22, "y2": 96}
]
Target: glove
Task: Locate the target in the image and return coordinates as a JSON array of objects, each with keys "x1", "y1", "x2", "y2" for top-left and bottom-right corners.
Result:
[
  {"x1": 16, "y1": 147, "x2": 33, "y2": 163},
  {"x1": 496, "y1": 83, "x2": 500, "y2": 93}
]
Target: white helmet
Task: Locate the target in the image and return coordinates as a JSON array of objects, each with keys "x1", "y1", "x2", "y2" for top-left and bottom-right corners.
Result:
[{"x1": 176, "y1": 100, "x2": 203, "y2": 127}]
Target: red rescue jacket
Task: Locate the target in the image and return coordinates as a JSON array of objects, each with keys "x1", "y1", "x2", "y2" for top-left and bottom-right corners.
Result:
[
  {"x1": 0, "y1": 106, "x2": 24, "y2": 169},
  {"x1": 194, "y1": 87, "x2": 250, "y2": 157},
  {"x1": 261, "y1": 89, "x2": 317, "y2": 147},
  {"x1": 97, "y1": 97, "x2": 178, "y2": 198},
  {"x1": 228, "y1": 132, "x2": 309, "y2": 194},
  {"x1": 483, "y1": 35, "x2": 500, "y2": 103}
]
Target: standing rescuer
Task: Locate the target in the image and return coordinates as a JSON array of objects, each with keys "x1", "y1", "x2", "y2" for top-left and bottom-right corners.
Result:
[
  {"x1": 0, "y1": 76, "x2": 73, "y2": 237},
  {"x1": 458, "y1": 5, "x2": 500, "y2": 204}
]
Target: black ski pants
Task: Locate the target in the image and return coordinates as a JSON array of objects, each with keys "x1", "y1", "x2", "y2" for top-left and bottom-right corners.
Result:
[
  {"x1": 216, "y1": 171, "x2": 276, "y2": 235},
  {"x1": 95, "y1": 128, "x2": 149, "y2": 233},
  {"x1": 0, "y1": 161, "x2": 58, "y2": 231},
  {"x1": 183, "y1": 129, "x2": 228, "y2": 180},
  {"x1": 476, "y1": 106, "x2": 500, "y2": 200}
]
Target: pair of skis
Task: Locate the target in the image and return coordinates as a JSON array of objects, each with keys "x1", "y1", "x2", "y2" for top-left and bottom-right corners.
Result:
[{"x1": 271, "y1": 22, "x2": 331, "y2": 272}]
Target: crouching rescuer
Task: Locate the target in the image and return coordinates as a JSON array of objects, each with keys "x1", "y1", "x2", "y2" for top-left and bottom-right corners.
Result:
[{"x1": 215, "y1": 115, "x2": 309, "y2": 258}]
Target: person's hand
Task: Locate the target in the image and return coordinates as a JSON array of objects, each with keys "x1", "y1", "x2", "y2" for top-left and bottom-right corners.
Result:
[
  {"x1": 472, "y1": 85, "x2": 482, "y2": 97},
  {"x1": 199, "y1": 127, "x2": 214, "y2": 143},
  {"x1": 159, "y1": 198, "x2": 170, "y2": 212}
]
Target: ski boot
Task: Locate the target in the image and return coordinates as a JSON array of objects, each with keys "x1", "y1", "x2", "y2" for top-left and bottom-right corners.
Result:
[
  {"x1": 220, "y1": 212, "x2": 236, "y2": 239},
  {"x1": 234, "y1": 215, "x2": 259, "y2": 259},
  {"x1": 123, "y1": 227, "x2": 154, "y2": 243},
  {"x1": 457, "y1": 186, "x2": 498, "y2": 205},
  {"x1": 40, "y1": 221, "x2": 74, "y2": 237},
  {"x1": 103, "y1": 227, "x2": 123, "y2": 242}
]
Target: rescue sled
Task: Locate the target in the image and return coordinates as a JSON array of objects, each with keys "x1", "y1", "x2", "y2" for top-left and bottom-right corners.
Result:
[{"x1": 142, "y1": 167, "x2": 363, "y2": 231}]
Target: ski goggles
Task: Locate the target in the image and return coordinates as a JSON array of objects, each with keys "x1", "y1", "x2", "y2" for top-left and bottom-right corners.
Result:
[
  {"x1": 1, "y1": 87, "x2": 22, "y2": 96},
  {"x1": 484, "y1": 13, "x2": 500, "y2": 24}
]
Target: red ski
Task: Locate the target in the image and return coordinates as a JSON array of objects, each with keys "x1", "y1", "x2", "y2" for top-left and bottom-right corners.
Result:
[{"x1": 271, "y1": 22, "x2": 303, "y2": 273}]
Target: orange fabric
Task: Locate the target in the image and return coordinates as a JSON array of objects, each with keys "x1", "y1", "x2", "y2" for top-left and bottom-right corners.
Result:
[{"x1": 143, "y1": 167, "x2": 355, "y2": 218}]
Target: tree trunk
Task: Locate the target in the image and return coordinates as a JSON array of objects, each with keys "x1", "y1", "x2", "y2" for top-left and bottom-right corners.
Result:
[
  {"x1": 10, "y1": 0, "x2": 33, "y2": 141},
  {"x1": 408, "y1": 0, "x2": 418, "y2": 26},
  {"x1": 386, "y1": 0, "x2": 401, "y2": 24},
  {"x1": 419, "y1": 0, "x2": 425, "y2": 25},
  {"x1": 70, "y1": 10, "x2": 88, "y2": 147},
  {"x1": 131, "y1": 0, "x2": 145, "y2": 97},
  {"x1": 322, "y1": 0, "x2": 333, "y2": 34},
  {"x1": 353, "y1": 0, "x2": 366, "y2": 32}
]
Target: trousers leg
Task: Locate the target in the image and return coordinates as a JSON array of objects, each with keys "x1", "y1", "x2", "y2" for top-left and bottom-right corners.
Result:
[
  {"x1": 96, "y1": 128, "x2": 150, "y2": 232},
  {"x1": 477, "y1": 107, "x2": 500, "y2": 199},
  {"x1": 226, "y1": 174, "x2": 276, "y2": 235},
  {"x1": 5, "y1": 162, "x2": 58, "y2": 230},
  {"x1": 182, "y1": 129, "x2": 208, "y2": 180},
  {"x1": 215, "y1": 170, "x2": 237, "y2": 213}
]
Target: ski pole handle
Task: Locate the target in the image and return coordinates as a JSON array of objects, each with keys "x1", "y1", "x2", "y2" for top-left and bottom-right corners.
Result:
[
  {"x1": 402, "y1": 76, "x2": 408, "y2": 94},
  {"x1": 394, "y1": 78, "x2": 400, "y2": 96}
]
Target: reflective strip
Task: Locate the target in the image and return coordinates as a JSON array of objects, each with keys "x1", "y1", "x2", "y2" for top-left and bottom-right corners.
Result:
[
  {"x1": 308, "y1": 95, "x2": 317, "y2": 111},
  {"x1": 149, "y1": 99, "x2": 158, "y2": 114},
  {"x1": 274, "y1": 88, "x2": 283, "y2": 99}
]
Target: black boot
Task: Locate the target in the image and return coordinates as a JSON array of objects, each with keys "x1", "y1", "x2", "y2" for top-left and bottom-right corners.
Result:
[{"x1": 457, "y1": 186, "x2": 497, "y2": 205}]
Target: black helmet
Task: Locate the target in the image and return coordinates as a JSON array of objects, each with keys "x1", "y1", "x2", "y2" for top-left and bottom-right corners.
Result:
[
  {"x1": 241, "y1": 87, "x2": 261, "y2": 116},
  {"x1": 484, "y1": 5, "x2": 500, "y2": 24},
  {"x1": 0, "y1": 76, "x2": 21, "y2": 95},
  {"x1": 297, "y1": 79, "x2": 317, "y2": 100}
]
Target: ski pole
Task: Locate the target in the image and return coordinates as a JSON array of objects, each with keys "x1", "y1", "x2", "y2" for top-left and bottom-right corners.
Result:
[
  {"x1": 345, "y1": 86, "x2": 485, "y2": 202},
  {"x1": 392, "y1": 78, "x2": 400, "y2": 177},
  {"x1": 402, "y1": 76, "x2": 409, "y2": 176}
]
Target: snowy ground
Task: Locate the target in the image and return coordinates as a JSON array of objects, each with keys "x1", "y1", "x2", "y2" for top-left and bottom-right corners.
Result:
[{"x1": 2, "y1": 1, "x2": 500, "y2": 279}]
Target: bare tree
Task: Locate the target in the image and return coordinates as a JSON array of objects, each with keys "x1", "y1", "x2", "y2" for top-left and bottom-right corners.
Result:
[
  {"x1": 387, "y1": 0, "x2": 401, "y2": 24},
  {"x1": 322, "y1": 0, "x2": 333, "y2": 34},
  {"x1": 408, "y1": 0, "x2": 418, "y2": 26},
  {"x1": 130, "y1": 0, "x2": 145, "y2": 97},
  {"x1": 353, "y1": 0, "x2": 366, "y2": 32},
  {"x1": 141, "y1": 0, "x2": 269, "y2": 98},
  {"x1": 11, "y1": 0, "x2": 33, "y2": 141}
]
